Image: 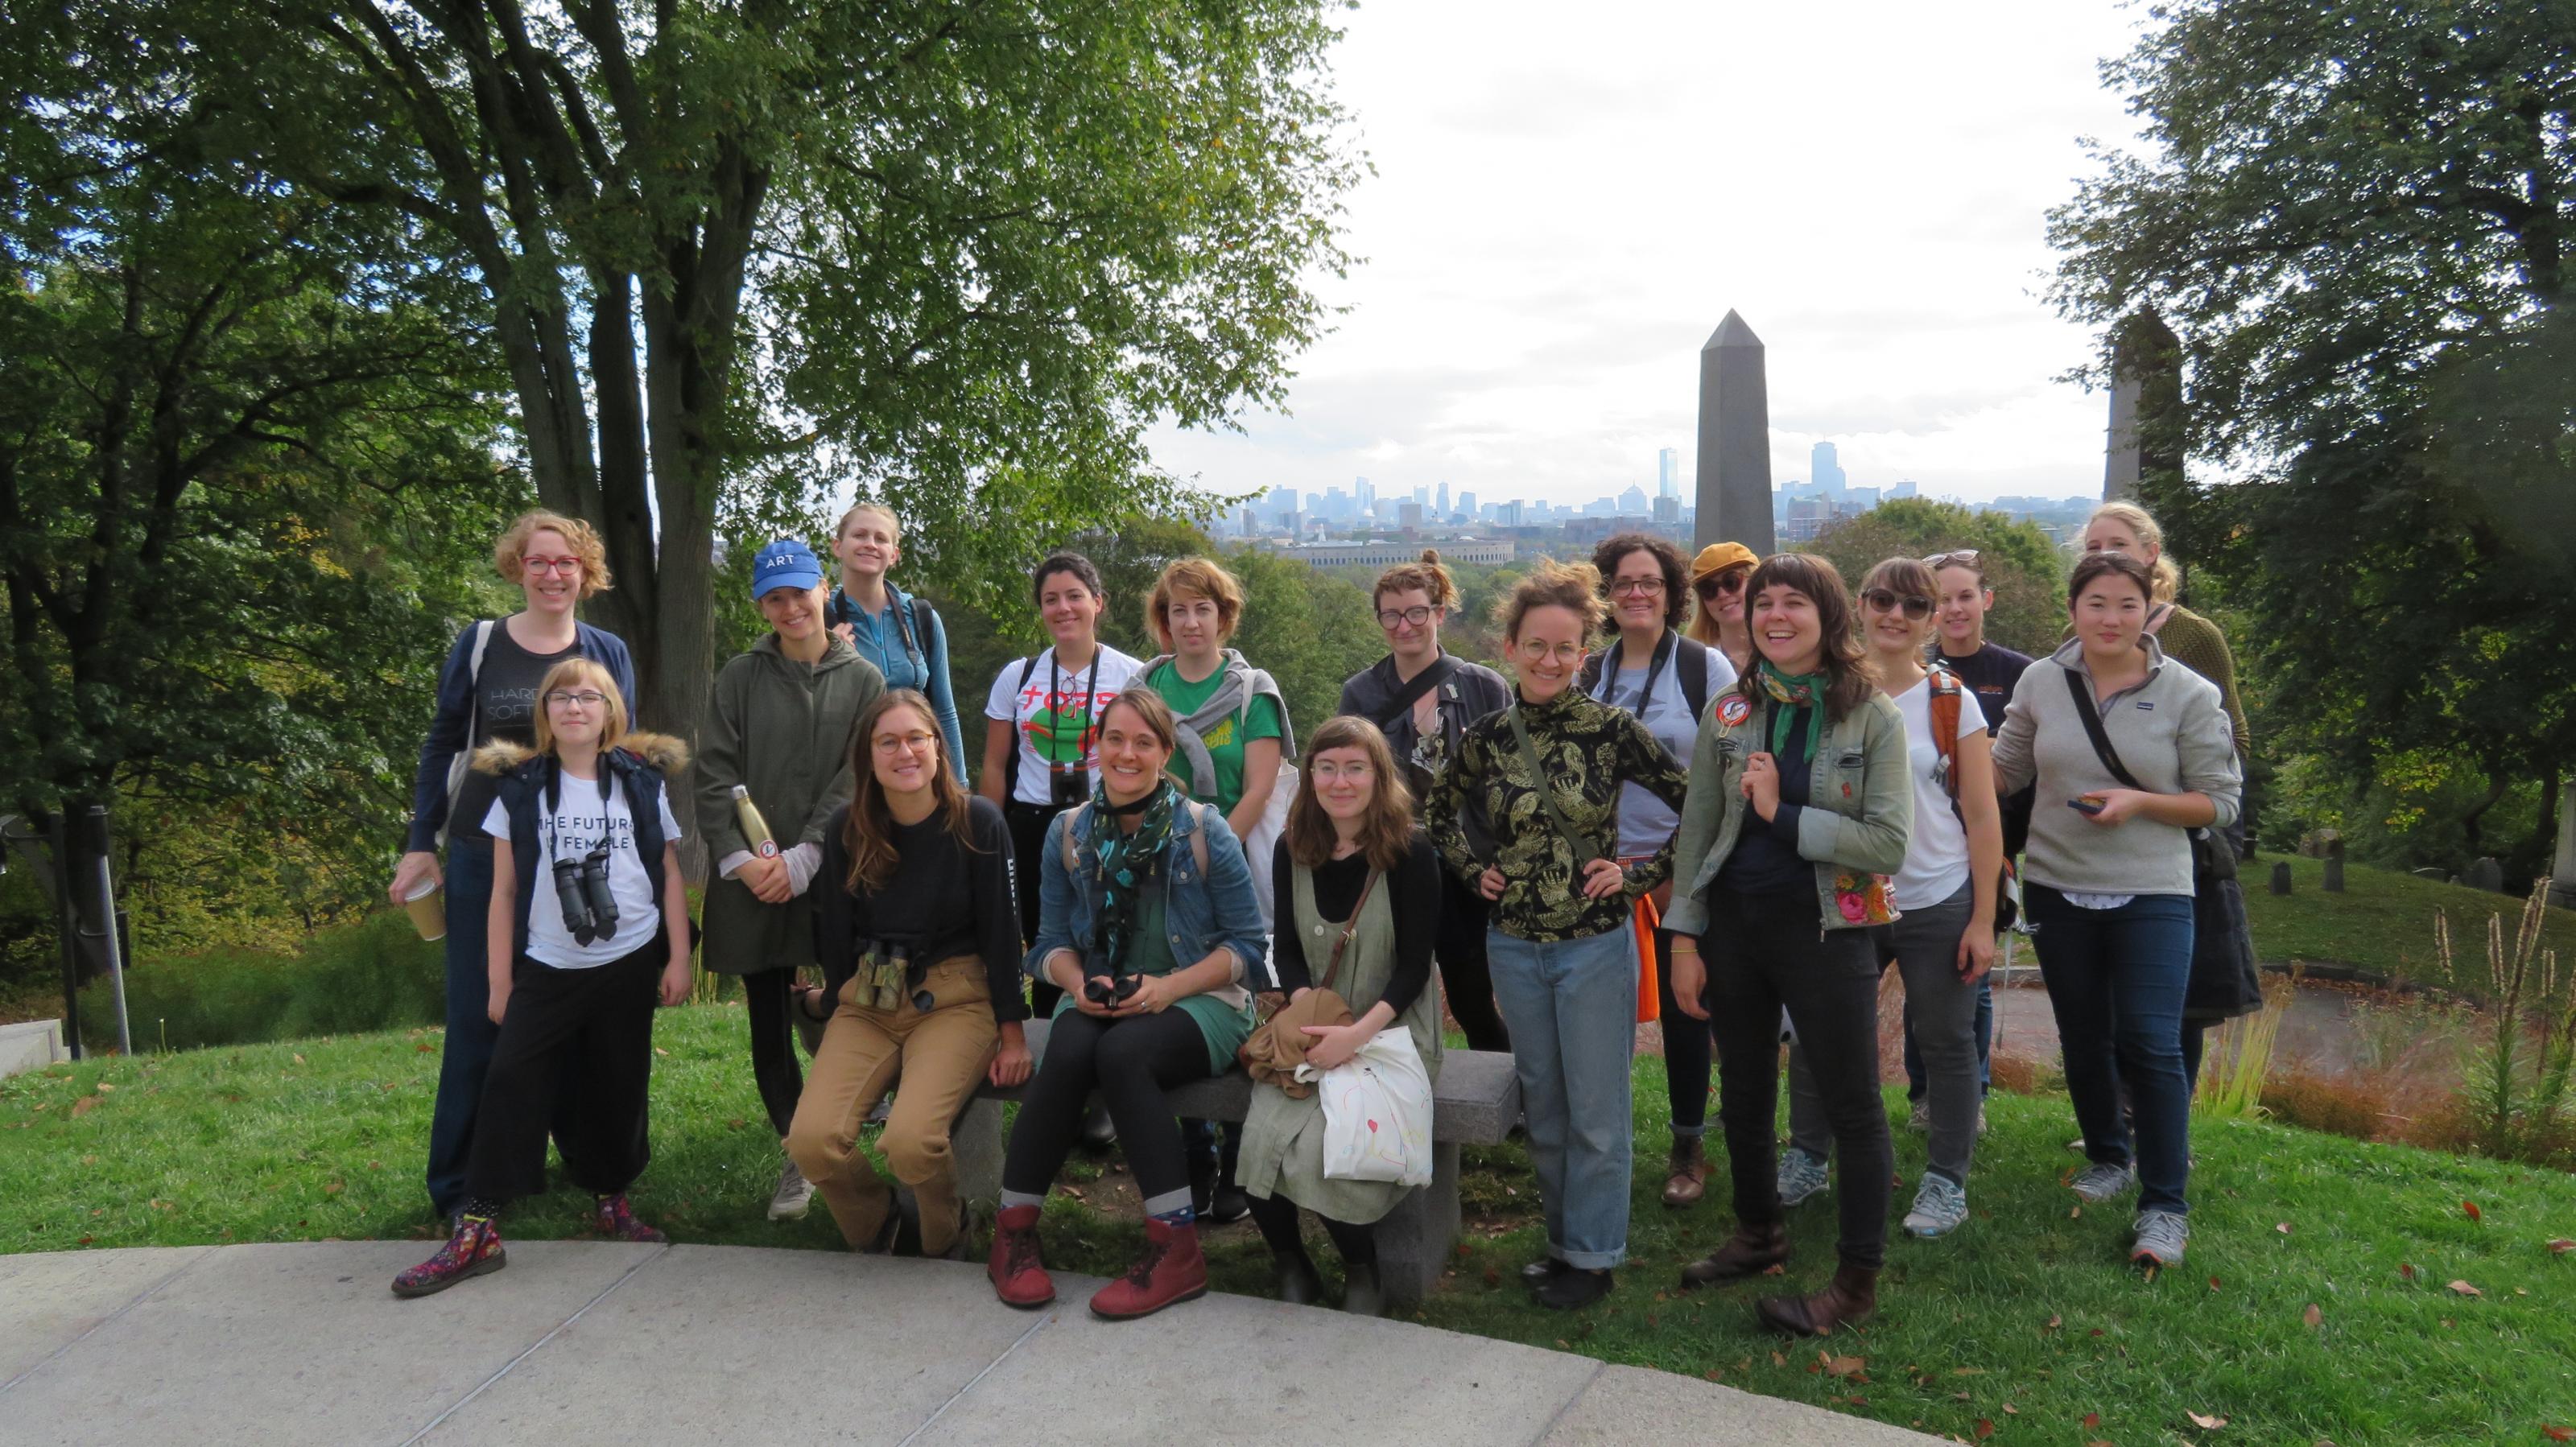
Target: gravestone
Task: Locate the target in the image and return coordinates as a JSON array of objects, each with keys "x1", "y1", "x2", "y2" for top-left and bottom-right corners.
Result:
[
  {"x1": 2322, "y1": 855, "x2": 2345, "y2": 893},
  {"x1": 2412, "y1": 867, "x2": 2448, "y2": 881},
  {"x1": 1695, "y1": 311, "x2": 1776, "y2": 555},
  {"x1": 2270, "y1": 861, "x2": 2293, "y2": 896},
  {"x1": 2553, "y1": 779, "x2": 2576, "y2": 909},
  {"x1": 2103, "y1": 308, "x2": 2182, "y2": 503},
  {"x1": 2463, "y1": 856, "x2": 2504, "y2": 893}
]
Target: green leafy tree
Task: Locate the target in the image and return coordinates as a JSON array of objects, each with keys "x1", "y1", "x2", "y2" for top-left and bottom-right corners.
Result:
[
  {"x1": 1803, "y1": 499, "x2": 2067, "y2": 657},
  {"x1": 2048, "y1": 0, "x2": 2576, "y2": 868}
]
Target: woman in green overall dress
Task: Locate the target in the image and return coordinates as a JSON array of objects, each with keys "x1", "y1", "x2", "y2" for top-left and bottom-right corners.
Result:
[{"x1": 1238, "y1": 715, "x2": 1443, "y2": 1317}]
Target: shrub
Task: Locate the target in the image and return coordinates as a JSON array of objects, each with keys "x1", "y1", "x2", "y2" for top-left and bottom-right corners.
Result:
[{"x1": 81, "y1": 909, "x2": 445, "y2": 1051}]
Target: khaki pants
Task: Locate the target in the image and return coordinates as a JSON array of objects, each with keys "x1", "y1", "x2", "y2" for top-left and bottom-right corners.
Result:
[{"x1": 785, "y1": 955, "x2": 999, "y2": 1255}]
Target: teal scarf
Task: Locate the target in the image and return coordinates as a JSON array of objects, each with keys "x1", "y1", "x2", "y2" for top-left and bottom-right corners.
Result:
[
  {"x1": 1088, "y1": 777, "x2": 1183, "y2": 975},
  {"x1": 1754, "y1": 660, "x2": 1827, "y2": 759}
]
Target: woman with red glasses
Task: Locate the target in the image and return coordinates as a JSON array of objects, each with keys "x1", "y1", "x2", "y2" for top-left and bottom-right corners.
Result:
[
  {"x1": 391, "y1": 509, "x2": 638, "y2": 1230},
  {"x1": 1686, "y1": 542, "x2": 1757, "y2": 678}
]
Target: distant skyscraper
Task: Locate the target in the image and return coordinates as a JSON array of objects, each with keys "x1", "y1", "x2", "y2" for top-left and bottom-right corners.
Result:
[
  {"x1": 1437, "y1": 480, "x2": 1451, "y2": 518},
  {"x1": 1413, "y1": 484, "x2": 1430, "y2": 508},
  {"x1": 1354, "y1": 476, "x2": 1374, "y2": 511},
  {"x1": 1889, "y1": 479, "x2": 1919, "y2": 499},
  {"x1": 1810, "y1": 441, "x2": 1846, "y2": 493},
  {"x1": 1458, "y1": 490, "x2": 1478, "y2": 518},
  {"x1": 1617, "y1": 484, "x2": 1649, "y2": 515},
  {"x1": 1656, "y1": 447, "x2": 1680, "y2": 498}
]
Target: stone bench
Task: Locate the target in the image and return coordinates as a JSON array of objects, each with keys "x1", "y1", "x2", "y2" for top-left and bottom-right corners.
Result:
[{"x1": 930, "y1": 1016, "x2": 1519, "y2": 1309}]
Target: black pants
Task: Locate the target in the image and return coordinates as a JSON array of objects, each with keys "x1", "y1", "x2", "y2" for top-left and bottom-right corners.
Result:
[
  {"x1": 1435, "y1": 869, "x2": 1509, "y2": 1052},
  {"x1": 1005, "y1": 800, "x2": 1070, "y2": 1020},
  {"x1": 1702, "y1": 891, "x2": 1890, "y2": 1272},
  {"x1": 466, "y1": 938, "x2": 663, "y2": 1206},
  {"x1": 1248, "y1": 1189, "x2": 1378, "y2": 1265},
  {"x1": 1652, "y1": 924, "x2": 1715, "y2": 1136},
  {"x1": 1002, "y1": 1008, "x2": 1211, "y2": 1210},
  {"x1": 740, "y1": 966, "x2": 805, "y2": 1138}
]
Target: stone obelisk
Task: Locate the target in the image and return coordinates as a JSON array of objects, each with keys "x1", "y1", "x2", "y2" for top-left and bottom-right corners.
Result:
[
  {"x1": 1696, "y1": 311, "x2": 1776, "y2": 555},
  {"x1": 2103, "y1": 308, "x2": 2182, "y2": 502}
]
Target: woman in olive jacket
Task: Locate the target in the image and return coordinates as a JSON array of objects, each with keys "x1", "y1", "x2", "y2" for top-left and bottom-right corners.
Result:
[{"x1": 696, "y1": 541, "x2": 885, "y2": 1221}]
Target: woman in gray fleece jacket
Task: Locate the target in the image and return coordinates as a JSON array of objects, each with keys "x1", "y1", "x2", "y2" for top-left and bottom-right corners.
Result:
[{"x1": 1991, "y1": 551, "x2": 2241, "y2": 1273}]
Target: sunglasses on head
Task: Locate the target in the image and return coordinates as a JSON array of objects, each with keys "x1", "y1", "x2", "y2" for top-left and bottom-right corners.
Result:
[
  {"x1": 1922, "y1": 549, "x2": 1980, "y2": 571},
  {"x1": 1861, "y1": 587, "x2": 1933, "y2": 619}
]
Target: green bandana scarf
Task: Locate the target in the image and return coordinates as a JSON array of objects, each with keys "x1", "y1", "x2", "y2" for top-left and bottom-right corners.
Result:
[
  {"x1": 1088, "y1": 777, "x2": 1183, "y2": 975},
  {"x1": 1755, "y1": 660, "x2": 1827, "y2": 759}
]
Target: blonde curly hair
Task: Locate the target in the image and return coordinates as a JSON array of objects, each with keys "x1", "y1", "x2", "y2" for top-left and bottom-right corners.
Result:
[{"x1": 494, "y1": 509, "x2": 613, "y2": 600}]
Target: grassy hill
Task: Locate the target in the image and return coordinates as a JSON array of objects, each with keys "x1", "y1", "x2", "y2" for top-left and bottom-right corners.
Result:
[{"x1": 2241, "y1": 855, "x2": 2573, "y2": 1003}]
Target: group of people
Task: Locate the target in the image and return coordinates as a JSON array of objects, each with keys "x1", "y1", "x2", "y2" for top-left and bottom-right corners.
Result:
[{"x1": 383, "y1": 496, "x2": 2249, "y2": 1342}]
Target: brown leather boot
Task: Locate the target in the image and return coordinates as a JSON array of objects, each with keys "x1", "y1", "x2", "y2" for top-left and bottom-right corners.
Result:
[
  {"x1": 1756, "y1": 1263, "x2": 1878, "y2": 1336},
  {"x1": 1676, "y1": 1220, "x2": 1789, "y2": 1288},
  {"x1": 1661, "y1": 1136, "x2": 1710, "y2": 1207},
  {"x1": 1088, "y1": 1217, "x2": 1209, "y2": 1320},
  {"x1": 989, "y1": 1203, "x2": 1055, "y2": 1309}
]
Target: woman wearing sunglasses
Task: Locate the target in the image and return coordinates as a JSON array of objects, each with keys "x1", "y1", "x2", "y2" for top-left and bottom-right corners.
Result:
[
  {"x1": 1686, "y1": 542, "x2": 1758, "y2": 678},
  {"x1": 1777, "y1": 558, "x2": 2002, "y2": 1241}
]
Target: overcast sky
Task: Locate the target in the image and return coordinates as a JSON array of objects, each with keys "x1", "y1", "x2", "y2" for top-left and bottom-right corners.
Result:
[{"x1": 1145, "y1": 0, "x2": 2156, "y2": 511}]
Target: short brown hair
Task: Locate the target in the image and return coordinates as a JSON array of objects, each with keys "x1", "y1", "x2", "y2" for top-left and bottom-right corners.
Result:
[
  {"x1": 1098, "y1": 686, "x2": 1179, "y2": 754},
  {"x1": 1726, "y1": 553, "x2": 1876, "y2": 721},
  {"x1": 529, "y1": 658, "x2": 628, "y2": 754},
  {"x1": 1859, "y1": 555, "x2": 1938, "y2": 608},
  {"x1": 1495, "y1": 559, "x2": 1607, "y2": 643},
  {"x1": 1286, "y1": 716, "x2": 1414, "y2": 872},
  {"x1": 844, "y1": 691, "x2": 977, "y2": 893},
  {"x1": 495, "y1": 509, "x2": 613, "y2": 599},
  {"x1": 1147, "y1": 557, "x2": 1245, "y2": 652},
  {"x1": 1373, "y1": 550, "x2": 1458, "y2": 611},
  {"x1": 1591, "y1": 533, "x2": 1688, "y2": 630},
  {"x1": 2066, "y1": 550, "x2": 2155, "y2": 607}
]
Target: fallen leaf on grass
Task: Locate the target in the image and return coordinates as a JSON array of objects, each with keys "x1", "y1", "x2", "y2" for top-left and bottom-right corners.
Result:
[
  {"x1": 1974, "y1": 1419, "x2": 1994, "y2": 1440},
  {"x1": 2546, "y1": 1239, "x2": 2574, "y2": 1255},
  {"x1": 2540, "y1": 1426, "x2": 2573, "y2": 1442},
  {"x1": 2446, "y1": 1280, "x2": 2481, "y2": 1297},
  {"x1": 1701, "y1": 1369, "x2": 1723, "y2": 1382},
  {"x1": 2083, "y1": 1412, "x2": 2102, "y2": 1428},
  {"x1": 94, "y1": 1082, "x2": 113, "y2": 1092},
  {"x1": 1819, "y1": 1352, "x2": 1865, "y2": 1379},
  {"x1": 291, "y1": 1053, "x2": 304, "y2": 1065},
  {"x1": 70, "y1": 1096, "x2": 98, "y2": 1118},
  {"x1": 323, "y1": 1181, "x2": 342, "y2": 1196},
  {"x1": 2070, "y1": 1204, "x2": 2082, "y2": 1219},
  {"x1": 2002, "y1": 1402, "x2": 2019, "y2": 1415},
  {"x1": 1480, "y1": 1266, "x2": 1500, "y2": 1287},
  {"x1": 2301, "y1": 1303, "x2": 2322, "y2": 1328},
  {"x1": 1771, "y1": 1350, "x2": 1787, "y2": 1367},
  {"x1": 2400, "y1": 1262, "x2": 2417, "y2": 1280},
  {"x1": 1951, "y1": 1367, "x2": 1988, "y2": 1376},
  {"x1": 2275, "y1": 1222, "x2": 2291, "y2": 1235},
  {"x1": 2045, "y1": 1314, "x2": 2062, "y2": 1332},
  {"x1": 2208, "y1": 1274, "x2": 2223, "y2": 1290},
  {"x1": 653, "y1": 1046, "x2": 668, "y2": 1056},
  {"x1": 2462, "y1": 1199, "x2": 2481, "y2": 1223},
  {"x1": 2189, "y1": 1410, "x2": 2229, "y2": 1429},
  {"x1": 415, "y1": 1043, "x2": 435, "y2": 1053}
]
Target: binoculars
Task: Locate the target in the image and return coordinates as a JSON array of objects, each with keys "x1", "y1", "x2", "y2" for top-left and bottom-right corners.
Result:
[
  {"x1": 1083, "y1": 973, "x2": 1141, "y2": 1007},
  {"x1": 860, "y1": 942, "x2": 913, "y2": 1012},
  {"x1": 1048, "y1": 765, "x2": 1090, "y2": 809},
  {"x1": 551, "y1": 847, "x2": 620, "y2": 945}
]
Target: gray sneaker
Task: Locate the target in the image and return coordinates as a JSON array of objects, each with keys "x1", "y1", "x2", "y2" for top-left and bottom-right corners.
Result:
[
  {"x1": 1975, "y1": 1104, "x2": 1988, "y2": 1137},
  {"x1": 2131, "y1": 1210, "x2": 2188, "y2": 1267},
  {"x1": 2070, "y1": 1162, "x2": 2137, "y2": 1204},
  {"x1": 1903, "y1": 1173, "x2": 1970, "y2": 1239},
  {"x1": 1905, "y1": 1099, "x2": 1930, "y2": 1133},
  {"x1": 766, "y1": 1156, "x2": 815, "y2": 1222},
  {"x1": 1776, "y1": 1147, "x2": 1831, "y2": 1207}
]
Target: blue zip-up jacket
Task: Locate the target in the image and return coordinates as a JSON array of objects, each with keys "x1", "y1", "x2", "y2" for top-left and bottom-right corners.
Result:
[
  {"x1": 830, "y1": 583, "x2": 964, "y2": 765},
  {"x1": 406, "y1": 619, "x2": 638, "y2": 852},
  {"x1": 1026, "y1": 796, "x2": 1269, "y2": 996}
]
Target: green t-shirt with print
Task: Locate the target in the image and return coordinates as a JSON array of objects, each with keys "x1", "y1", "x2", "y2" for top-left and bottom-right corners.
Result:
[{"x1": 1147, "y1": 662, "x2": 1284, "y2": 815}]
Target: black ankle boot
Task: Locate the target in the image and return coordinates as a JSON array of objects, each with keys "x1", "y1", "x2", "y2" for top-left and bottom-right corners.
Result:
[{"x1": 1273, "y1": 1248, "x2": 1325, "y2": 1305}]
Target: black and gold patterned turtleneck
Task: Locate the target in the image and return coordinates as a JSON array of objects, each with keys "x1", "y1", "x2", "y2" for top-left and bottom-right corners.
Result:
[{"x1": 1426, "y1": 685, "x2": 1689, "y2": 942}]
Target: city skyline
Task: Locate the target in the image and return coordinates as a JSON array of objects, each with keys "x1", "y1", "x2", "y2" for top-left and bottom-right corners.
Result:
[{"x1": 1142, "y1": 0, "x2": 2154, "y2": 512}]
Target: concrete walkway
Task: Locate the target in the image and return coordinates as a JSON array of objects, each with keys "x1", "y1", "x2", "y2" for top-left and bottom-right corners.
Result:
[{"x1": 0, "y1": 1243, "x2": 1935, "y2": 1446}]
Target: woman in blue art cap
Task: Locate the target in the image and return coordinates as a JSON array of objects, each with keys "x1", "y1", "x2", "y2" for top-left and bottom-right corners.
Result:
[{"x1": 698, "y1": 538, "x2": 884, "y2": 1220}]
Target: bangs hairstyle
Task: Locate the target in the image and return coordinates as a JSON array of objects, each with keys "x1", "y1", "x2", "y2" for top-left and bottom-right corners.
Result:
[
  {"x1": 495, "y1": 509, "x2": 612, "y2": 599},
  {"x1": 1727, "y1": 553, "x2": 1876, "y2": 720},
  {"x1": 1373, "y1": 550, "x2": 1458, "y2": 611},
  {"x1": 835, "y1": 501, "x2": 901, "y2": 543},
  {"x1": 1147, "y1": 556, "x2": 1245, "y2": 652},
  {"x1": 1099, "y1": 686, "x2": 1179, "y2": 754},
  {"x1": 844, "y1": 691, "x2": 978, "y2": 893},
  {"x1": 1031, "y1": 550, "x2": 1104, "y2": 606},
  {"x1": 530, "y1": 658, "x2": 628, "y2": 755},
  {"x1": 1495, "y1": 559, "x2": 1608, "y2": 642},
  {"x1": 1859, "y1": 556, "x2": 1938, "y2": 610},
  {"x1": 2085, "y1": 500, "x2": 2180, "y2": 602},
  {"x1": 1286, "y1": 716, "x2": 1414, "y2": 872},
  {"x1": 1591, "y1": 533, "x2": 1689, "y2": 629},
  {"x1": 2066, "y1": 550, "x2": 2155, "y2": 608}
]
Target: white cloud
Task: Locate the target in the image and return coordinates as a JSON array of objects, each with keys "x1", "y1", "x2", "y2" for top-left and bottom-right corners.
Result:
[{"x1": 1147, "y1": 0, "x2": 2151, "y2": 509}]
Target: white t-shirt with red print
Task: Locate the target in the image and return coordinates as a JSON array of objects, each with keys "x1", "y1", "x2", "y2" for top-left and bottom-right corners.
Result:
[{"x1": 984, "y1": 645, "x2": 1145, "y2": 807}]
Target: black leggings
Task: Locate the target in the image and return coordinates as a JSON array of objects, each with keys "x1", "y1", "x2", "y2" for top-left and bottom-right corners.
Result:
[
  {"x1": 1005, "y1": 801, "x2": 1069, "y2": 1020},
  {"x1": 1248, "y1": 1189, "x2": 1378, "y2": 1265},
  {"x1": 741, "y1": 966, "x2": 803, "y2": 1137},
  {"x1": 1435, "y1": 869, "x2": 1509, "y2": 1052},
  {"x1": 1703, "y1": 890, "x2": 1891, "y2": 1272},
  {"x1": 1651, "y1": 925, "x2": 1714, "y2": 1136},
  {"x1": 1002, "y1": 1008, "x2": 1212, "y2": 1210}
]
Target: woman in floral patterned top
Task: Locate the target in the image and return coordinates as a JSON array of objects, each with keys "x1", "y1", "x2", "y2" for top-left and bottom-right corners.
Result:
[{"x1": 1426, "y1": 561, "x2": 1686, "y2": 1312}]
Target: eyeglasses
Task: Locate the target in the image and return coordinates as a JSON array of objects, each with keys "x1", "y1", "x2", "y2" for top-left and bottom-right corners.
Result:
[
  {"x1": 1611, "y1": 578, "x2": 1666, "y2": 597},
  {"x1": 1921, "y1": 550, "x2": 1980, "y2": 571},
  {"x1": 545, "y1": 690, "x2": 609, "y2": 708},
  {"x1": 1310, "y1": 760, "x2": 1375, "y2": 781},
  {"x1": 523, "y1": 556, "x2": 583, "y2": 577},
  {"x1": 873, "y1": 731, "x2": 939, "y2": 755},
  {"x1": 1695, "y1": 571, "x2": 1748, "y2": 597},
  {"x1": 1860, "y1": 588, "x2": 1933, "y2": 620},
  {"x1": 1376, "y1": 605, "x2": 1435, "y2": 629}
]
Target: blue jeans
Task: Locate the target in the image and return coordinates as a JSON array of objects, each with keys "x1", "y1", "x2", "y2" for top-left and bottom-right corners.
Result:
[
  {"x1": 1486, "y1": 926, "x2": 1637, "y2": 1270},
  {"x1": 2027, "y1": 885, "x2": 2195, "y2": 1216},
  {"x1": 426, "y1": 836, "x2": 497, "y2": 1217},
  {"x1": 1905, "y1": 976, "x2": 1992, "y2": 1100}
]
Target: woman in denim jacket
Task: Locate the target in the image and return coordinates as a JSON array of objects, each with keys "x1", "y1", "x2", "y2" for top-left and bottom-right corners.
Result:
[
  {"x1": 988, "y1": 688, "x2": 1267, "y2": 1322},
  {"x1": 1663, "y1": 553, "x2": 1912, "y2": 1338}
]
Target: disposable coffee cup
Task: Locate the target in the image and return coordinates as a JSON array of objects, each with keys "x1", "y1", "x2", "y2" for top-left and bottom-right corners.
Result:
[{"x1": 404, "y1": 879, "x2": 448, "y2": 942}]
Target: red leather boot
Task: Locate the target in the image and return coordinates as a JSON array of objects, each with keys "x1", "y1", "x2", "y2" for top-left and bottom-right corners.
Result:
[
  {"x1": 1088, "y1": 1217, "x2": 1208, "y2": 1320},
  {"x1": 989, "y1": 1203, "x2": 1055, "y2": 1309}
]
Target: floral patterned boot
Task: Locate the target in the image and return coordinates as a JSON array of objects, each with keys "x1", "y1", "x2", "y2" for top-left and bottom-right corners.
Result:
[
  {"x1": 391, "y1": 1213, "x2": 506, "y2": 1297},
  {"x1": 592, "y1": 1193, "x2": 668, "y2": 1243}
]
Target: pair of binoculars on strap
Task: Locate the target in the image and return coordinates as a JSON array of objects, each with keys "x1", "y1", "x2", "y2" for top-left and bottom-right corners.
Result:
[
  {"x1": 551, "y1": 847, "x2": 620, "y2": 945},
  {"x1": 1083, "y1": 973, "x2": 1141, "y2": 1007},
  {"x1": 859, "y1": 942, "x2": 932, "y2": 1013}
]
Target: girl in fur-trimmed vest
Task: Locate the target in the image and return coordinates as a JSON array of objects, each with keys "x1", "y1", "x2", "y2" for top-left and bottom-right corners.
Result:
[{"x1": 393, "y1": 658, "x2": 694, "y2": 1298}]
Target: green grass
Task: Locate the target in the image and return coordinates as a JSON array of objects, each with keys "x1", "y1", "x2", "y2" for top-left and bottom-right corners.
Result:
[
  {"x1": 2241, "y1": 855, "x2": 2573, "y2": 1002},
  {"x1": 6, "y1": 1009, "x2": 2574, "y2": 1443}
]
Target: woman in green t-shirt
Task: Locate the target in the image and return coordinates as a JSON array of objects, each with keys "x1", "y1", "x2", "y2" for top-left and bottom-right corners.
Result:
[{"x1": 1138, "y1": 556, "x2": 1293, "y2": 840}]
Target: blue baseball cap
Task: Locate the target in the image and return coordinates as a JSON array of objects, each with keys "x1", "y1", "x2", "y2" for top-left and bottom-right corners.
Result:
[{"x1": 750, "y1": 538, "x2": 824, "y2": 600}]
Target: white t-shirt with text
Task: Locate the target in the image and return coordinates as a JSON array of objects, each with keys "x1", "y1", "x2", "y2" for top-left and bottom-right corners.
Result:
[
  {"x1": 484, "y1": 774, "x2": 681, "y2": 970},
  {"x1": 984, "y1": 645, "x2": 1146, "y2": 807},
  {"x1": 1889, "y1": 675, "x2": 1986, "y2": 913}
]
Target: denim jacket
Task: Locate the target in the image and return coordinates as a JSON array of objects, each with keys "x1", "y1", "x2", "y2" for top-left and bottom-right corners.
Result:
[
  {"x1": 1662, "y1": 687, "x2": 1913, "y2": 937},
  {"x1": 1026, "y1": 798, "x2": 1270, "y2": 1003}
]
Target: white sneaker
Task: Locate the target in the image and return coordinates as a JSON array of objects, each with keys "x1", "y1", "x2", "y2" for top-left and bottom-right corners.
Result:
[
  {"x1": 1776, "y1": 1147, "x2": 1831, "y2": 1207},
  {"x1": 767, "y1": 1156, "x2": 815, "y2": 1221},
  {"x1": 2070, "y1": 1162, "x2": 2136, "y2": 1204},
  {"x1": 1904, "y1": 1174, "x2": 1970, "y2": 1239}
]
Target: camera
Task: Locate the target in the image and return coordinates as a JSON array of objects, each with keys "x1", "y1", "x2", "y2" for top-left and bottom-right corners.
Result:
[
  {"x1": 551, "y1": 846, "x2": 620, "y2": 945},
  {"x1": 1048, "y1": 763, "x2": 1090, "y2": 809}
]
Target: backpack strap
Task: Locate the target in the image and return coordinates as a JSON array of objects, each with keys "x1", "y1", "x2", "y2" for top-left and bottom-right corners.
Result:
[
  {"x1": 1003, "y1": 653, "x2": 1042, "y2": 803},
  {"x1": 1678, "y1": 637, "x2": 1711, "y2": 723},
  {"x1": 1927, "y1": 666, "x2": 1963, "y2": 801}
]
